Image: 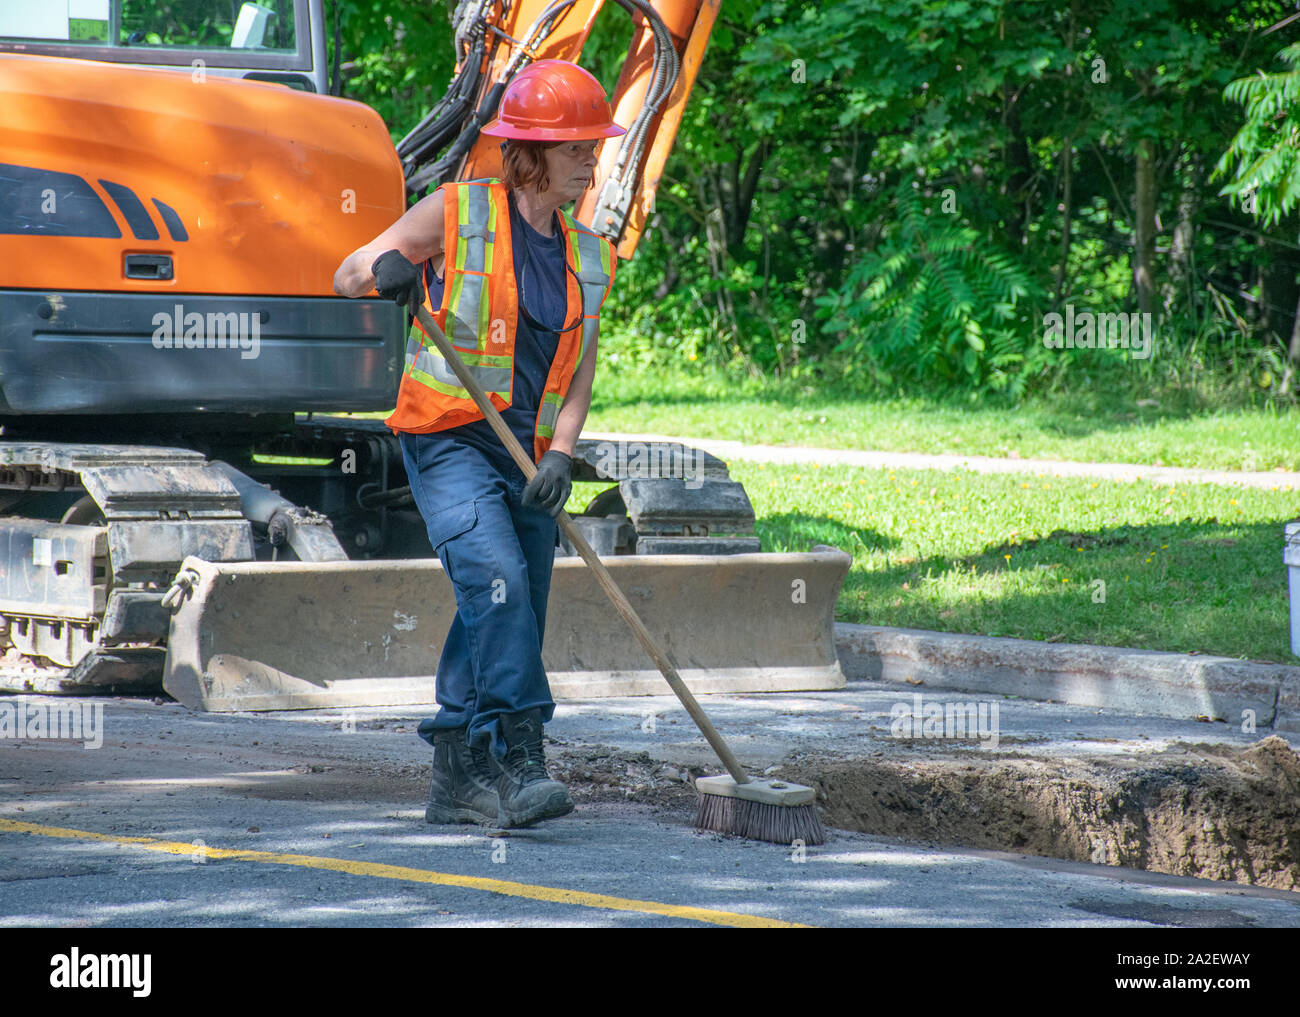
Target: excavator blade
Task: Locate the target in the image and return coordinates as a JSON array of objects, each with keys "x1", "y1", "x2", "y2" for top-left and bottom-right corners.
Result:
[{"x1": 162, "y1": 550, "x2": 851, "y2": 712}]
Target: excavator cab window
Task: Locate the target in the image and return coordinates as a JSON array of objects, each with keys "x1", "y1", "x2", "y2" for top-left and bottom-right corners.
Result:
[
  {"x1": 0, "y1": 0, "x2": 321, "y2": 92},
  {"x1": 119, "y1": 1, "x2": 297, "y2": 52},
  {"x1": 0, "y1": 1, "x2": 295, "y2": 51}
]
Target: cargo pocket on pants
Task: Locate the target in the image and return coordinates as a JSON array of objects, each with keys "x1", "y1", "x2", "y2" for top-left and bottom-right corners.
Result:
[
  {"x1": 424, "y1": 497, "x2": 479, "y2": 585},
  {"x1": 424, "y1": 497, "x2": 502, "y2": 594}
]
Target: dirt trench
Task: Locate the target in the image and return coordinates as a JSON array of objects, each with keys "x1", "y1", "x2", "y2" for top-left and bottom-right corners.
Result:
[{"x1": 785, "y1": 736, "x2": 1300, "y2": 890}]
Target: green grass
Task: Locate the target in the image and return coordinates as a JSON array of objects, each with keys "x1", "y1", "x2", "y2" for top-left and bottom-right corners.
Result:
[
  {"x1": 570, "y1": 462, "x2": 1300, "y2": 663},
  {"x1": 582, "y1": 364, "x2": 1300, "y2": 472},
  {"x1": 342, "y1": 362, "x2": 1300, "y2": 659}
]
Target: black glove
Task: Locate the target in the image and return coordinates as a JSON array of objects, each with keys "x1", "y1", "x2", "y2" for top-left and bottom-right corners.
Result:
[
  {"x1": 522, "y1": 450, "x2": 572, "y2": 517},
  {"x1": 371, "y1": 249, "x2": 423, "y2": 313}
]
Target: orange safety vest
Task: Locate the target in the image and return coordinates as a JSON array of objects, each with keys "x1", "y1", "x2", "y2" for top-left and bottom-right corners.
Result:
[{"x1": 385, "y1": 177, "x2": 617, "y2": 462}]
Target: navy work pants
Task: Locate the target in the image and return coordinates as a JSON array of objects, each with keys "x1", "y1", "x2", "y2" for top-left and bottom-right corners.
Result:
[{"x1": 399, "y1": 431, "x2": 558, "y2": 760}]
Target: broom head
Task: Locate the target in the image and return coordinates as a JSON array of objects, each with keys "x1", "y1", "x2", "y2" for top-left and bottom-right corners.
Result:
[{"x1": 694, "y1": 775, "x2": 826, "y2": 845}]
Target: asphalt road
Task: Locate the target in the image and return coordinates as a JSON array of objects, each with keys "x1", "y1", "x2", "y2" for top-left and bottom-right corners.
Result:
[{"x1": 2, "y1": 691, "x2": 1299, "y2": 928}]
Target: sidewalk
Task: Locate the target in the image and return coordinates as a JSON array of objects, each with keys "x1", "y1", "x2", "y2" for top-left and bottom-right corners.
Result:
[{"x1": 583, "y1": 431, "x2": 1300, "y2": 490}]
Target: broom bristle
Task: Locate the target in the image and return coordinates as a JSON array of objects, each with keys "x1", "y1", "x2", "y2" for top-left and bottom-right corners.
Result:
[{"x1": 695, "y1": 792, "x2": 826, "y2": 846}]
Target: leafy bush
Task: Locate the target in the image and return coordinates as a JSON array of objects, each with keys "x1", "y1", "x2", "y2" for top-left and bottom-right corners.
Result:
[{"x1": 814, "y1": 180, "x2": 1046, "y2": 394}]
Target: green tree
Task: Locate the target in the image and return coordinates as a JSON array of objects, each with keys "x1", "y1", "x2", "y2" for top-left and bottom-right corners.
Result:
[
  {"x1": 327, "y1": 0, "x2": 457, "y2": 140},
  {"x1": 1215, "y1": 39, "x2": 1300, "y2": 391}
]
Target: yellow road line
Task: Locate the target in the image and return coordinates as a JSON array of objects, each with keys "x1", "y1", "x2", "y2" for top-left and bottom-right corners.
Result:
[{"x1": 0, "y1": 818, "x2": 807, "y2": 929}]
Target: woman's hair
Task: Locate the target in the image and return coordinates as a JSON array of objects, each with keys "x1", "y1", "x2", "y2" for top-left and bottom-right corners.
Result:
[{"x1": 501, "y1": 140, "x2": 552, "y2": 193}]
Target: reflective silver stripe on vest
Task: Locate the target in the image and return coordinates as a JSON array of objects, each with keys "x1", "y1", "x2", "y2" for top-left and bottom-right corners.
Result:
[
  {"x1": 456, "y1": 184, "x2": 493, "y2": 273},
  {"x1": 444, "y1": 184, "x2": 495, "y2": 347},
  {"x1": 538, "y1": 395, "x2": 561, "y2": 434},
  {"x1": 447, "y1": 270, "x2": 488, "y2": 347},
  {"x1": 563, "y1": 215, "x2": 612, "y2": 363},
  {"x1": 408, "y1": 339, "x2": 512, "y2": 394},
  {"x1": 397, "y1": 184, "x2": 509, "y2": 398}
]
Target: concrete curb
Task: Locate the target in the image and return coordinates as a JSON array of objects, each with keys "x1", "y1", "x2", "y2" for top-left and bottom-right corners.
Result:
[{"x1": 834, "y1": 623, "x2": 1300, "y2": 732}]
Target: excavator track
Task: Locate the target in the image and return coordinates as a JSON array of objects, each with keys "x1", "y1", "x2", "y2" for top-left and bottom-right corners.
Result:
[
  {"x1": 283, "y1": 416, "x2": 766, "y2": 557},
  {"x1": 0, "y1": 434, "x2": 849, "y2": 708},
  {"x1": 0, "y1": 442, "x2": 342, "y2": 694}
]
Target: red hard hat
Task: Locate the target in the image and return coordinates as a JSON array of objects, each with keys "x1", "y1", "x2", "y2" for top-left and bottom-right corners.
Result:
[{"x1": 480, "y1": 59, "x2": 627, "y2": 141}]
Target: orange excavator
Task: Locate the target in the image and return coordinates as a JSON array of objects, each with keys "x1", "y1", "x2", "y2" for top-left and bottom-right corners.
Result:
[{"x1": 0, "y1": 0, "x2": 850, "y2": 710}]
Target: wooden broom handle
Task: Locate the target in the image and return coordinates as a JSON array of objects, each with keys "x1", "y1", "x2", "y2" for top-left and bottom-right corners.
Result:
[{"x1": 412, "y1": 303, "x2": 749, "y2": 785}]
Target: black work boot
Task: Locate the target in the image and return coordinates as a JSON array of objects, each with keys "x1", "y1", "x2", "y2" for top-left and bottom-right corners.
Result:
[
  {"x1": 492, "y1": 709, "x2": 574, "y2": 828},
  {"x1": 426, "y1": 727, "x2": 501, "y2": 826}
]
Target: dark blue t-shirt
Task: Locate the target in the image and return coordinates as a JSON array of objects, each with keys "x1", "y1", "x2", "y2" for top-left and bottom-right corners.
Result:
[{"x1": 422, "y1": 189, "x2": 568, "y2": 471}]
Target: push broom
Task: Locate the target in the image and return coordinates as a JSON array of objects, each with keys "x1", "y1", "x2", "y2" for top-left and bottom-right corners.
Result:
[{"x1": 412, "y1": 302, "x2": 825, "y2": 846}]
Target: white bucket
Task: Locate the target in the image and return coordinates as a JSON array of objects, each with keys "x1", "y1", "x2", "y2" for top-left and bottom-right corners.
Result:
[{"x1": 1286, "y1": 522, "x2": 1300, "y2": 657}]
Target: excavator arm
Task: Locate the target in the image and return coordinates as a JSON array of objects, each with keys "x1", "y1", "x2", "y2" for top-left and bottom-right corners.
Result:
[{"x1": 396, "y1": 0, "x2": 719, "y2": 260}]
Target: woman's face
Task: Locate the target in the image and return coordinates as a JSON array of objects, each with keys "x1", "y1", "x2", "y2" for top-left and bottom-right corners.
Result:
[{"x1": 543, "y1": 140, "x2": 600, "y2": 203}]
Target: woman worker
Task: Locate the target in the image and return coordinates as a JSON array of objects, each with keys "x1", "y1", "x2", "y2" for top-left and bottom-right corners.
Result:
[{"x1": 332, "y1": 59, "x2": 623, "y2": 828}]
